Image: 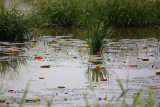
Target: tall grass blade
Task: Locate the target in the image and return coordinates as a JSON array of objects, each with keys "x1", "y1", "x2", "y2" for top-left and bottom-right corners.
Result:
[
  {"x1": 148, "y1": 89, "x2": 154, "y2": 107},
  {"x1": 83, "y1": 94, "x2": 90, "y2": 107},
  {"x1": 20, "y1": 82, "x2": 30, "y2": 107},
  {"x1": 132, "y1": 95, "x2": 144, "y2": 107}
]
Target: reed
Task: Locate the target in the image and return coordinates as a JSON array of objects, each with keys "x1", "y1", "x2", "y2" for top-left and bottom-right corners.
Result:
[{"x1": 0, "y1": 2, "x2": 29, "y2": 41}]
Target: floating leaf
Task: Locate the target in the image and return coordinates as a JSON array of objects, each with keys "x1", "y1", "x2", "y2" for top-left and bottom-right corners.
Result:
[
  {"x1": 143, "y1": 47, "x2": 148, "y2": 49},
  {"x1": 35, "y1": 56, "x2": 43, "y2": 59},
  {"x1": 25, "y1": 98, "x2": 40, "y2": 103},
  {"x1": 98, "y1": 96, "x2": 107, "y2": 101},
  {"x1": 40, "y1": 65, "x2": 50, "y2": 68},
  {"x1": 39, "y1": 77, "x2": 44, "y2": 79},
  {"x1": 58, "y1": 86, "x2": 65, "y2": 88},
  {"x1": 72, "y1": 56, "x2": 78, "y2": 59},
  {"x1": 0, "y1": 100, "x2": 5, "y2": 103},
  {"x1": 52, "y1": 40, "x2": 59, "y2": 43},
  {"x1": 129, "y1": 65, "x2": 137, "y2": 67},
  {"x1": 142, "y1": 59, "x2": 149, "y2": 61},
  {"x1": 86, "y1": 46, "x2": 90, "y2": 48},
  {"x1": 156, "y1": 72, "x2": 160, "y2": 75},
  {"x1": 12, "y1": 50, "x2": 22, "y2": 54}
]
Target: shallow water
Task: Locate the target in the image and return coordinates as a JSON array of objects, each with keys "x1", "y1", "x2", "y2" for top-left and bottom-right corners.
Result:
[{"x1": 0, "y1": 28, "x2": 160, "y2": 106}]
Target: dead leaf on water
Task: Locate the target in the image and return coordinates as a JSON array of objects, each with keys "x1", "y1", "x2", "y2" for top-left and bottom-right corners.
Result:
[
  {"x1": 129, "y1": 65, "x2": 137, "y2": 67},
  {"x1": 39, "y1": 77, "x2": 44, "y2": 79},
  {"x1": 86, "y1": 46, "x2": 90, "y2": 48},
  {"x1": 25, "y1": 98, "x2": 40, "y2": 103},
  {"x1": 35, "y1": 56, "x2": 43, "y2": 59},
  {"x1": 72, "y1": 56, "x2": 78, "y2": 59},
  {"x1": 58, "y1": 86, "x2": 65, "y2": 88},
  {"x1": 52, "y1": 40, "x2": 59, "y2": 43},
  {"x1": 156, "y1": 72, "x2": 160, "y2": 75},
  {"x1": 12, "y1": 50, "x2": 22, "y2": 54},
  {"x1": 0, "y1": 100, "x2": 5, "y2": 103},
  {"x1": 142, "y1": 59, "x2": 149, "y2": 61},
  {"x1": 40, "y1": 65, "x2": 50, "y2": 68},
  {"x1": 96, "y1": 66, "x2": 104, "y2": 69}
]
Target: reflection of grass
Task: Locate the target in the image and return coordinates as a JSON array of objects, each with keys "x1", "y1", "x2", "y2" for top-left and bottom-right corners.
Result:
[
  {"x1": 0, "y1": 55, "x2": 27, "y2": 80},
  {"x1": 85, "y1": 61, "x2": 110, "y2": 82}
]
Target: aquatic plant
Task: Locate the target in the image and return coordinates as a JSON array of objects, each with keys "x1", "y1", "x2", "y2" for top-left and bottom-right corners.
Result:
[
  {"x1": 87, "y1": 20, "x2": 112, "y2": 54},
  {"x1": 0, "y1": 2, "x2": 28, "y2": 41}
]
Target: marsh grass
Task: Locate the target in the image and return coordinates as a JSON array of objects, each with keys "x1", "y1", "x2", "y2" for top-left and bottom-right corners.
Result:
[
  {"x1": 87, "y1": 21, "x2": 112, "y2": 54},
  {"x1": 32, "y1": 0, "x2": 160, "y2": 27},
  {"x1": 0, "y1": 2, "x2": 29, "y2": 41}
]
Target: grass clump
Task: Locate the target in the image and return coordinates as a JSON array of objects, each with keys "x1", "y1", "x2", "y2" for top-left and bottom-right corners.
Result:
[
  {"x1": 0, "y1": 3, "x2": 28, "y2": 41},
  {"x1": 87, "y1": 21, "x2": 112, "y2": 54}
]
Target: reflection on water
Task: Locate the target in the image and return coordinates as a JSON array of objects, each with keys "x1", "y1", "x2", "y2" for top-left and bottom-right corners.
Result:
[
  {"x1": 0, "y1": 42, "x2": 27, "y2": 81},
  {"x1": 0, "y1": 28, "x2": 160, "y2": 106},
  {"x1": 86, "y1": 59, "x2": 110, "y2": 82},
  {"x1": 113, "y1": 27, "x2": 160, "y2": 39}
]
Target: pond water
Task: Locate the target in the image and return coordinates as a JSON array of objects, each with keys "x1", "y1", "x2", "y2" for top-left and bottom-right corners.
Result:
[{"x1": 0, "y1": 28, "x2": 160, "y2": 107}]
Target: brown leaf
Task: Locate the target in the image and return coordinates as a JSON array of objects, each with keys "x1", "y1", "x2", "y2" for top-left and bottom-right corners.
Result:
[
  {"x1": 35, "y1": 56, "x2": 43, "y2": 59},
  {"x1": 40, "y1": 65, "x2": 50, "y2": 68},
  {"x1": 58, "y1": 86, "x2": 65, "y2": 88},
  {"x1": 0, "y1": 100, "x2": 5, "y2": 103},
  {"x1": 12, "y1": 50, "x2": 22, "y2": 54}
]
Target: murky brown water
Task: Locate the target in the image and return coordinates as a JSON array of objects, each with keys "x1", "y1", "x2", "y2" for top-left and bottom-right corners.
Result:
[{"x1": 0, "y1": 28, "x2": 160, "y2": 106}]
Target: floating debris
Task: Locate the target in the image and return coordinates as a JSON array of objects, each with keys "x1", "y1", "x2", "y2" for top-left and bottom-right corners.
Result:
[
  {"x1": 0, "y1": 100, "x2": 5, "y2": 103},
  {"x1": 35, "y1": 56, "x2": 43, "y2": 59},
  {"x1": 12, "y1": 50, "x2": 22, "y2": 54},
  {"x1": 129, "y1": 65, "x2": 137, "y2": 67},
  {"x1": 52, "y1": 40, "x2": 59, "y2": 43},
  {"x1": 72, "y1": 56, "x2": 78, "y2": 59},
  {"x1": 156, "y1": 72, "x2": 160, "y2": 75},
  {"x1": 39, "y1": 77, "x2": 44, "y2": 79},
  {"x1": 58, "y1": 86, "x2": 65, "y2": 89},
  {"x1": 98, "y1": 97, "x2": 107, "y2": 101},
  {"x1": 25, "y1": 98, "x2": 40, "y2": 103},
  {"x1": 40, "y1": 65, "x2": 50, "y2": 68},
  {"x1": 86, "y1": 46, "x2": 90, "y2": 48},
  {"x1": 142, "y1": 59, "x2": 149, "y2": 61}
]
